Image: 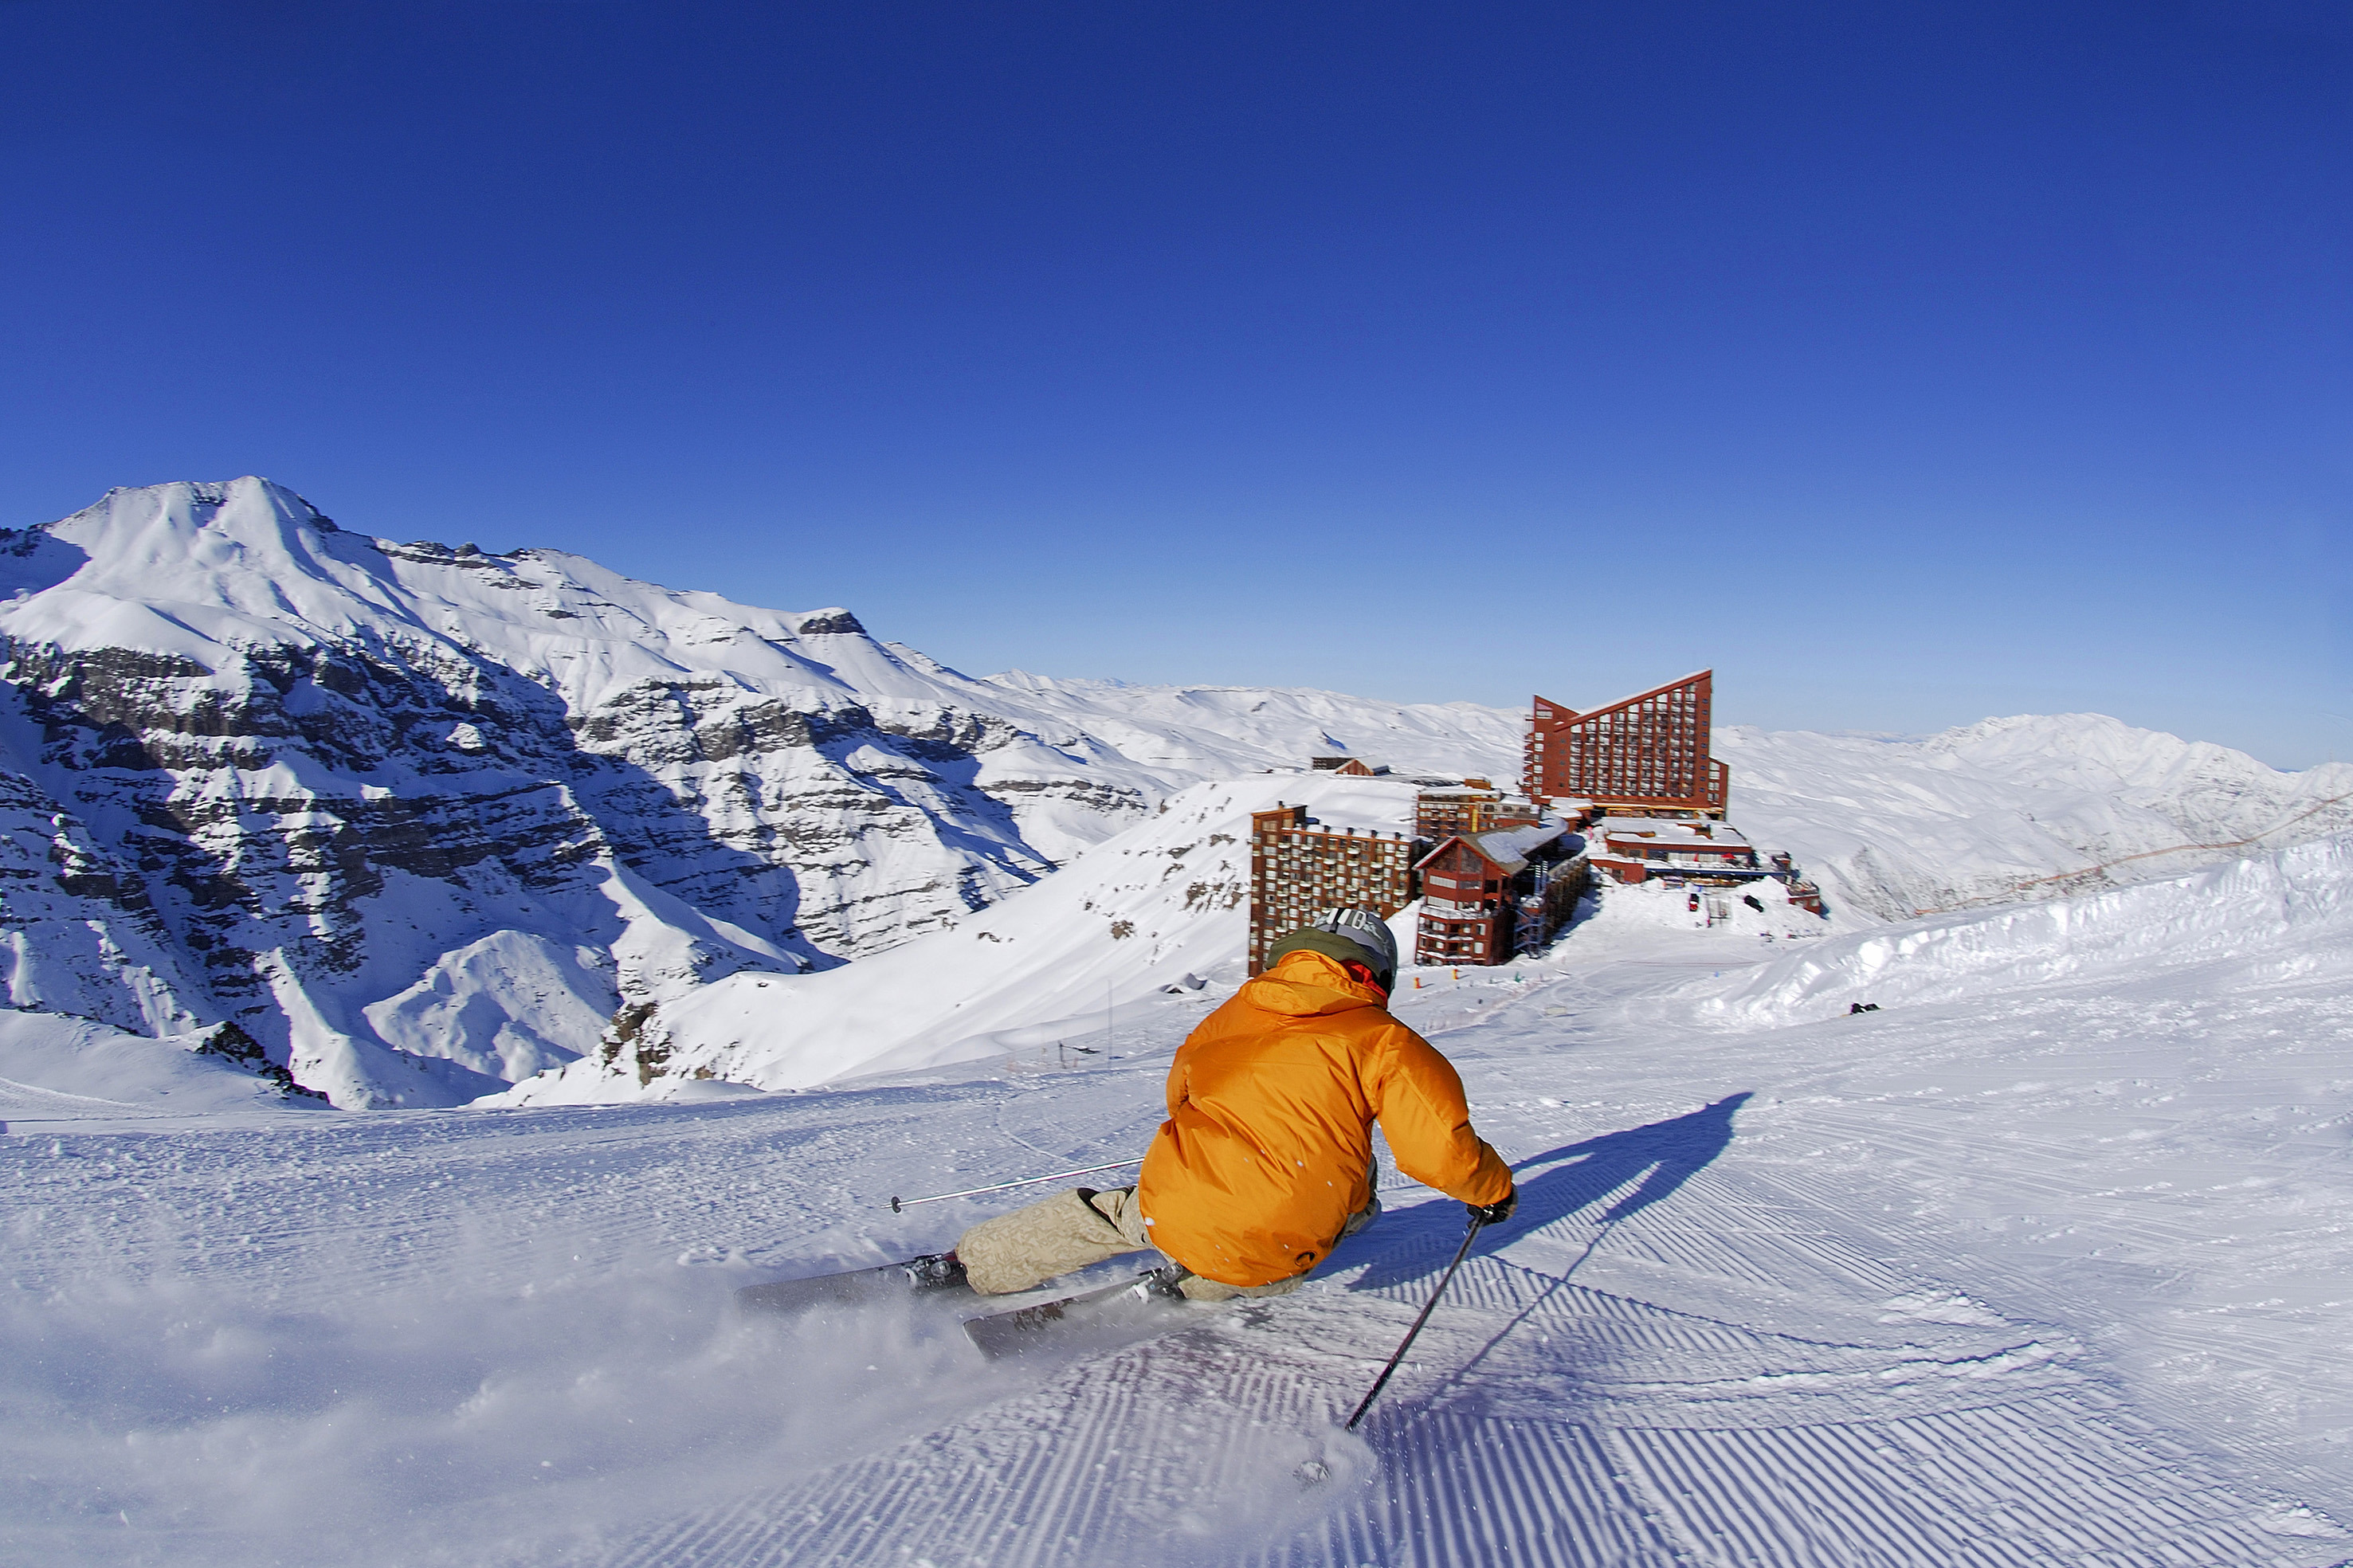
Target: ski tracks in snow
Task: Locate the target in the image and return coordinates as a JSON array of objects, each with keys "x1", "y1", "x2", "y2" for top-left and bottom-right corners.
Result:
[
  {"x1": 594, "y1": 1139, "x2": 2343, "y2": 1567},
  {"x1": 10, "y1": 923, "x2": 2350, "y2": 1567}
]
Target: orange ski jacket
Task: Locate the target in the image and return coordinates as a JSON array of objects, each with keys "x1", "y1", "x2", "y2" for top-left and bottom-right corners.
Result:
[{"x1": 1137, "y1": 948, "x2": 1513, "y2": 1288}]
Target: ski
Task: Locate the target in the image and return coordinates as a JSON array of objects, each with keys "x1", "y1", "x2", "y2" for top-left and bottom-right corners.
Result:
[
  {"x1": 735, "y1": 1253, "x2": 968, "y2": 1314},
  {"x1": 962, "y1": 1266, "x2": 1192, "y2": 1358}
]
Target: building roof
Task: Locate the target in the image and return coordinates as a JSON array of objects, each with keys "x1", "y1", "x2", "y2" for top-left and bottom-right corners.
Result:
[
  {"x1": 1414, "y1": 821, "x2": 1568, "y2": 875},
  {"x1": 1255, "y1": 806, "x2": 1415, "y2": 841},
  {"x1": 1535, "y1": 670, "x2": 1712, "y2": 723},
  {"x1": 1594, "y1": 816, "x2": 1752, "y2": 849}
]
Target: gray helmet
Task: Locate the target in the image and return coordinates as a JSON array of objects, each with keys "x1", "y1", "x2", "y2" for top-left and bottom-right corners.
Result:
[{"x1": 1265, "y1": 906, "x2": 1398, "y2": 990}]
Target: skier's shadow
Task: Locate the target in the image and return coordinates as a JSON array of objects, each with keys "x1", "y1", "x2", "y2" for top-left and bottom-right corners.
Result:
[{"x1": 1333, "y1": 1092, "x2": 1752, "y2": 1291}]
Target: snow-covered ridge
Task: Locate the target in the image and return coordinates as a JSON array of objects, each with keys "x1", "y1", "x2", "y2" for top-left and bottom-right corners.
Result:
[
  {"x1": 5, "y1": 475, "x2": 2347, "y2": 1111},
  {"x1": 1717, "y1": 718, "x2": 2353, "y2": 924}
]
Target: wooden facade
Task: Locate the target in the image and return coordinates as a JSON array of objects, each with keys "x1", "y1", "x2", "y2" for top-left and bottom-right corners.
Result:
[
  {"x1": 1414, "y1": 827, "x2": 1589, "y2": 968},
  {"x1": 1522, "y1": 669, "x2": 1730, "y2": 818}
]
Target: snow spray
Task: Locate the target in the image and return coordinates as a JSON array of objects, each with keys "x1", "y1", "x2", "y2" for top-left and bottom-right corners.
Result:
[{"x1": 1299, "y1": 1211, "x2": 1489, "y2": 1484}]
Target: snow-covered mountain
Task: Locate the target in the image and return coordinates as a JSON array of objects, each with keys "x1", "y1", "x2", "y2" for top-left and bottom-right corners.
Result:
[
  {"x1": 1716, "y1": 719, "x2": 2353, "y2": 922},
  {"x1": 0, "y1": 478, "x2": 1517, "y2": 1107},
  {"x1": 492, "y1": 768, "x2": 1421, "y2": 1101},
  {"x1": 6, "y1": 476, "x2": 2346, "y2": 1111}
]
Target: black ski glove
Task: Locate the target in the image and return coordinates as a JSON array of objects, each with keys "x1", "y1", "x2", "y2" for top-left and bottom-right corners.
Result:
[{"x1": 1467, "y1": 1186, "x2": 1517, "y2": 1227}]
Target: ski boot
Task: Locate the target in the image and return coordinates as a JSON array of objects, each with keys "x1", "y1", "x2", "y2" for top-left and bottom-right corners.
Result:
[{"x1": 901, "y1": 1252, "x2": 969, "y2": 1292}]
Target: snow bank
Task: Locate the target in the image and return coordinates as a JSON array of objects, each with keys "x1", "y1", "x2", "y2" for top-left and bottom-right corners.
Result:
[{"x1": 1696, "y1": 829, "x2": 2353, "y2": 1028}]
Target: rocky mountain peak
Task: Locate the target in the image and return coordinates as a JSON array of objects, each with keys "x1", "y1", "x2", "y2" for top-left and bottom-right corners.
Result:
[{"x1": 0, "y1": 480, "x2": 1523, "y2": 1108}]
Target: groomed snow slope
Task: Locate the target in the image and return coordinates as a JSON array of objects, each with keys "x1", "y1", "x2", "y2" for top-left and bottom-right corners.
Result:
[{"x1": 6, "y1": 829, "x2": 2347, "y2": 1566}]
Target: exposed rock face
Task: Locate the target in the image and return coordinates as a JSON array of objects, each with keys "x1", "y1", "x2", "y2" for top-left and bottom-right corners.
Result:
[
  {"x1": 0, "y1": 478, "x2": 1522, "y2": 1107},
  {"x1": 0, "y1": 765, "x2": 205, "y2": 1037}
]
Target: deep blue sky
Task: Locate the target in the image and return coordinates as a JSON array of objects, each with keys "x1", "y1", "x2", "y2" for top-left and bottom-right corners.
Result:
[{"x1": 3, "y1": 2, "x2": 2346, "y2": 766}]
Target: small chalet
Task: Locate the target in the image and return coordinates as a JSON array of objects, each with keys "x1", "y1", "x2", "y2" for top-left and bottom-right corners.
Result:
[
  {"x1": 1414, "y1": 823, "x2": 1589, "y2": 968},
  {"x1": 1311, "y1": 756, "x2": 1383, "y2": 777},
  {"x1": 1589, "y1": 817, "x2": 1762, "y2": 885}
]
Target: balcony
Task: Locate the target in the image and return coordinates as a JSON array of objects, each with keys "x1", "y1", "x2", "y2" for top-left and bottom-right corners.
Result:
[{"x1": 1421, "y1": 898, "x2": 1489, "y2": 917}]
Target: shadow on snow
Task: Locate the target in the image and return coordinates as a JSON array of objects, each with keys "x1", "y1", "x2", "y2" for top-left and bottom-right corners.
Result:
[{"x1": 1334, "y1": 1092, "x2": 1752, "y2": 1292}]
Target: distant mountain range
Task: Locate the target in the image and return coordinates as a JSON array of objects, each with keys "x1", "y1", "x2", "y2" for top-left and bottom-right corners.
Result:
[{"x1": 4, "y1": 478, "x2": 2346, "y2": 1108}]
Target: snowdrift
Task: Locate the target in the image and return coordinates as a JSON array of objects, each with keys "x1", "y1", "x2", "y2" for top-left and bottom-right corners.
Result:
[{"x1": 1696, "y1": 828, "x2": 2353, "y2": 1029}]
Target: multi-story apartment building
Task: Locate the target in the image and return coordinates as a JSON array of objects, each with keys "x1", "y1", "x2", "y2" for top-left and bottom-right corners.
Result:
[
  {"x1": 1247, "y1": 804, "x2": 1420, "y2": 974},
  {"x1": 1522, "y1": 669, "x2": 1729, "y2": 819}
]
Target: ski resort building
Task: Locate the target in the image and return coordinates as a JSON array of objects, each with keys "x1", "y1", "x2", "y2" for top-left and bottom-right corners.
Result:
[
  {"x1": 1523, "y1": 669, "x2": 1729, "y2": 819},
  {"x1": 1247, "y1": 805, "x2": 1421, "y2": 974},
  {"x1": 1587, "y1": 817, "x2": 1762, "y2": 885},
  {"x1": 1414, "y1": 825, "x2": 1590, "y2": 968},
  {"x1": 1414, "y1": 779, "x2": 1545, "y2": 840},
  {"x1": 1310, "y1": 756, "x2": 1383, "y2": 776}
]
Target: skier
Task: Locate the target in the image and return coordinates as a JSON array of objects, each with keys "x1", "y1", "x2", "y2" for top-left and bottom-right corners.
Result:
[{"x1": 943, "y1": 907, "x2": 1518, "y2": 1303}]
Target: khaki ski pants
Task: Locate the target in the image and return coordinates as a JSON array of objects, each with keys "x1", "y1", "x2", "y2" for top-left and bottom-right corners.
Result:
[{"x1": 955, "y1": 1174, "x2": 1379, "y2": 1303}]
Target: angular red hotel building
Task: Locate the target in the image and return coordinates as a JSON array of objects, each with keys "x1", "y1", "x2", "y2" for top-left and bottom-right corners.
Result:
[{"x1": 1521, "y1": 669, "x2": 1728, "y2": 819}]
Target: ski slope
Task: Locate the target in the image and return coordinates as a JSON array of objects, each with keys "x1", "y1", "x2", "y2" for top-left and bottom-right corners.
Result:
[
  {"x1": 4, "y1": 833, "x2": 2348, "y2": 1566},
  {"x1": 490, "y1": 769, "x2": 1425, "y2": 1100}
]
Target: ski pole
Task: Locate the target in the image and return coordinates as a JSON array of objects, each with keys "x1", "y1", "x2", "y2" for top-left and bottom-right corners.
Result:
[
  {"x1": 890, "y1": 1158, "x2": 1143, "y2": 1213},
  {"x1": 1343, "y1": 1212, "x2": 1487, "y2": 1431}
]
